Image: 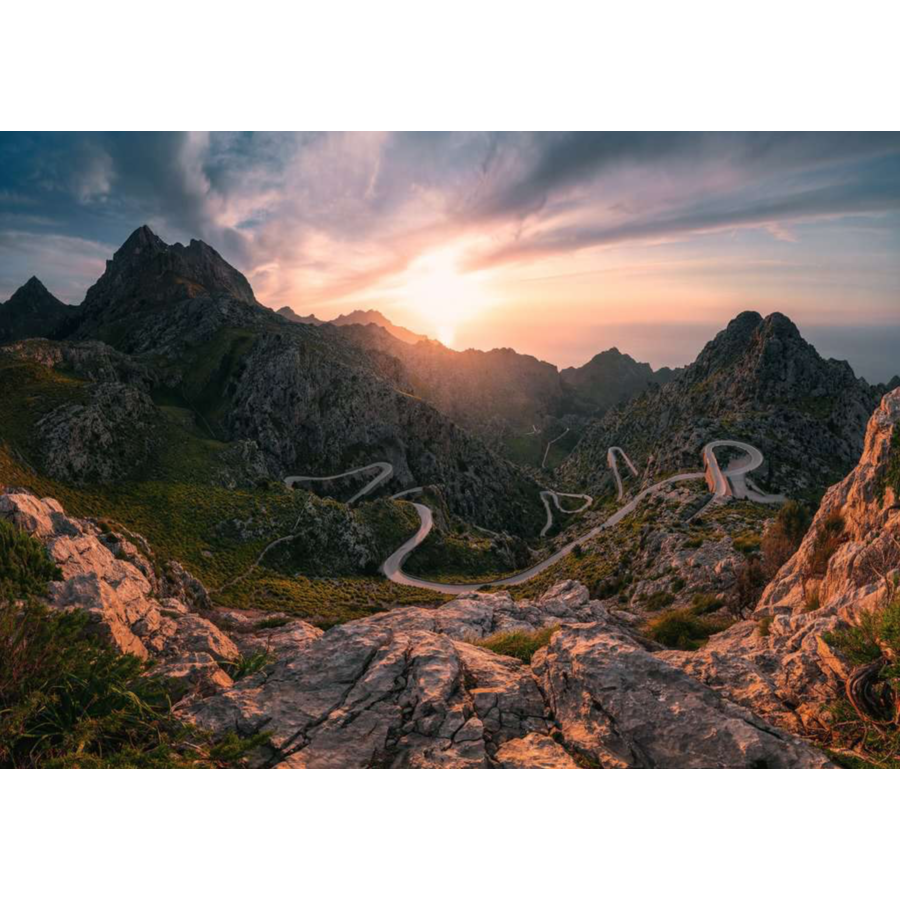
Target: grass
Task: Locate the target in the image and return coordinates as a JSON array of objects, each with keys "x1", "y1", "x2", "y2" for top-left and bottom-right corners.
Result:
[
  {"x1": 0, "y1": 520, "x2": 267, "y2": 767},
  {"x1": 0, "y1": 605, "x2": 257, "y2": 768},
  {"x1": 222, "y1": 651, "x2": 272, "y2": 681},
  {"x1": 690, "y1": 593, "x2": 724, "y2": 615},
  {"x1": 642, "y1": 590, "x2": 675, "y2": 611},
  {"x1": 643, "y1": 608, "x2": 729, "y2": 650},
  {"x1": 472, "y1": 626, "x2": 559, "y2": 663},
  {"x1": 402, "y1": 526, "x2": 515, "y2": 583}
]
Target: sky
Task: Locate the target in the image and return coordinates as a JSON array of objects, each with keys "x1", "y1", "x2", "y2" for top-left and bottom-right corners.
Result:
[{"x1": 1, "y1": 132, "x2": 898, "y2": 381}]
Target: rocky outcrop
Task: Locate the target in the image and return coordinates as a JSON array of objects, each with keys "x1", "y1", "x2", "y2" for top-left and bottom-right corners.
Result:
[
  {"x1": 67, "y1": 225, "x2": 259, "y2": 344},
  {"x1": 494, "y1": 733, "x2": 578, "y2": 768},
  {"x1": 183, "y1": 581, "x2": 830, "y2": 768},
  {"x1": 37, "y1": 382, "x2": 160, "y2": 482},
  {"x1": 662, "y1": 388, "x2": 900, "y2": 734},
  {"x1": 535, "y1": 621, "x2": 830, "y2": 768},
  {"x1": 0, "y1": 490, "x2": 234, "y2": 696}
]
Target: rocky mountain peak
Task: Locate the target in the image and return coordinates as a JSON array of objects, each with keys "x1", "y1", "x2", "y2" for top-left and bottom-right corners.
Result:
[{"x1": 69, "y1": 226, "x2": 259, "y2": 342}]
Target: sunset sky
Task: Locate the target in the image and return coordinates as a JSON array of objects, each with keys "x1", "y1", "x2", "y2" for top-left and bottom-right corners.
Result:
[{"x1": 1, "y1": 132, "x2": 898, "y2": 380}]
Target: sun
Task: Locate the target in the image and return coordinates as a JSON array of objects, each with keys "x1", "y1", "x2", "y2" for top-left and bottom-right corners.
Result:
[{"x1": 398, "y1": 247, "x2": 494, "y2": 347}]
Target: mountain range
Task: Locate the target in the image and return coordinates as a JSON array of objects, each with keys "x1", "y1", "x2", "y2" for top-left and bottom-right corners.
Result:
[{"x1": 4, "y1": 223, "x2": 900, "y2": 769}]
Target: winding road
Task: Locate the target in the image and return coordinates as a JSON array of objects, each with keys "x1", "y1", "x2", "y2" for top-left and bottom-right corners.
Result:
[
  {"x1": 541, "y1": 427, "x2": 570, "y2": 468},
  {"x1": 607, "y1": 446, "x2": 639, "y2": 501},
  {"x1": 276, "y1": 439, "x2": 782, "y2": 597}
]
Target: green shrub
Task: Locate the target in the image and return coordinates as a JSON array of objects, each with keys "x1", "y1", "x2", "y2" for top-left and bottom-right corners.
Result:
[
  {"x1": 876, "y1": 425, "x2": 900, "y2": 504},
  {"x1": 223, "y1": 651, "x2": 272, "y2": 681},
  {"x1": 733, "y1": 532, "x2": 762, "y2": 554},
  {"x1": 643, "y1": 609, "x2": 723, "y2": 650},
  {"x1": 0, "y1": 519, "x2": 61, "y2": 602},
  {"x1": 473, "y1": 626, "x2": 558, "y2": 663},
  {"x1": 758, "y1": 615, "x2": 773, "y2": 637},
  {"x1": 0, "y1": 599, "x2": 264, "y2": 768},
  {"x1": 822, "y1": 597, "x2": 900, "y2": 767}
]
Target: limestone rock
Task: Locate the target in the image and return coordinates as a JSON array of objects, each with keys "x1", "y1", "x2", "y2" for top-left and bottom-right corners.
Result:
[{"x1": 534, "y1": 622, "x2": 832, "y2": 768}]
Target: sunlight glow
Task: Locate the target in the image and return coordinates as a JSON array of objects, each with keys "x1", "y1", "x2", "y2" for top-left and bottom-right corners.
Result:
[{"x1": 398, "y1": 247, "x2": 495, "y2": 348}]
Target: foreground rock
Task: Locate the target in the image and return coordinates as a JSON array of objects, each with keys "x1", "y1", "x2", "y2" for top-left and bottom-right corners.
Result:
[
  {"x1": 536, "y1": 622, "x2": 830, "y2": 768},
  {"x1": 184, "y1": 582, "x2": 830, "y2": 768},
  {"x1": 1, "y1": 489, "x2": 839, "y2": 767},
  {"x1": 0, "y1": 489, "x2": 235, "y2": 696}
]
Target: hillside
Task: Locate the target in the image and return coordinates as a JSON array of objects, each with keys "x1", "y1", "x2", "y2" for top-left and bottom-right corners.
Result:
[{"x1": 562, "y1": 311, "x2": 883, "y2": 501}]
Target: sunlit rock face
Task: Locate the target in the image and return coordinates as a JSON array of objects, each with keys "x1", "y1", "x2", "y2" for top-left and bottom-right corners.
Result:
[{"x1": 662, "y1": 388, "x2": 900, "y2": 735}]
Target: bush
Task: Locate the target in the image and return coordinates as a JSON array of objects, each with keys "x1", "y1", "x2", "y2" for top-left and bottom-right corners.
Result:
[
  {"x1": 730, "y1": 556, "x2": 768, "y2": 618},
  {"x1": 876, "y1": 425, "x2": 900, "y2": 504},
  {"x1": 642, "y1": 590, "x2": 675, "y2": 611},
  {"x1": 223, "y1": 650, "x2": 272, "y2": 681},
  {"x1": 0, "y1": 519, "x2": 61, "y2": 602},
  {"x1": 758, "y1": 615, "x2": 773, "y2": 637},
  {"x1": 691, "y1": 593, "x2": 724, "y2": 615},
  {"x1": 643, "y1": 609, "x2": 723, "y2": 650},
  {"x1": 808, "y1": 512, "x2": 845, "y2": 576},
  {"x1": 823, "y1": 597, "x2": 900, "y2": 767},
  {"x1": 473, "y1": 626, "x2": 558, "y2": 664}
]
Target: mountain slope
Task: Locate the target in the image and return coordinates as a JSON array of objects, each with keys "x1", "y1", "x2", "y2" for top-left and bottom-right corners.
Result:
[
  {"x1": 336, "y1": 322, "x2": 567, "y2": 439},
  {"x1": 0, "y1": 277, "x2": 74, "y2": 342},
  {"x1": 562, "y1": 311, "x2": 882, "y2": 499},
  {"x1": 8, "y1": 226, "x2": 545, "y2": 536}
]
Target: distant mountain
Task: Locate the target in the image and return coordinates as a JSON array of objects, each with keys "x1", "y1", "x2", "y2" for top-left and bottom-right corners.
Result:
[
  {"x1": 0, "y1": 277, "x2": 74, "y2": 343},
  {"x1": 561, "y1": 347, "x2": 679, "y2": 413},
  {"x1": 275, "y1": 305, "x2": 429, "y2": 344},
  {"x1": 330, "y1": 309, "x2": 428, "y2": 344},
  {"x1": 562, "y1": 311, "x2": 884, "y2": 500},
  {"x1": 276, "y1": 306, "x2": 323, "y2": 325},
  {"x1": 336, "y1": 324, "x2": 566, "y2": 440}
]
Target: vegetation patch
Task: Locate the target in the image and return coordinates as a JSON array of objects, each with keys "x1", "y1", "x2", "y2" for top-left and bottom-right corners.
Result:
[
  {"x1": 0, "y1": 599, "x2": 266, "y2": 768},
  {"x1": 808, "y1": 511, "x2": 845, "y2": 576},
  {"x1": 472, "y1": 626, "x2": 559, "y2": 664},
  {"x1": 875, "y1": 425, "x2": 900, "y2": 505},
  {"x1": 643, "y1": 608, "x2": 728, "y2": 650},
  {"x1": 822, "y1": 595, "x2": 900, "y2": 768},
  {"x1": 0, "y1": 519, "x2": 61, "y2": 601}
]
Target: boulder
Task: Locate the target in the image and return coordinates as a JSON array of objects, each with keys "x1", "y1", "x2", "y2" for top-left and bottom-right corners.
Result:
[{"x1": 534, "y1": 622, "x2": 832, "y2": 768}]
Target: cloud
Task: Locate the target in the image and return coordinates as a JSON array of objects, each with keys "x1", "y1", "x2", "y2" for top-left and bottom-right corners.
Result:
[{"x1": 1, "y1": 132, "x2": 899, "y2": 308}]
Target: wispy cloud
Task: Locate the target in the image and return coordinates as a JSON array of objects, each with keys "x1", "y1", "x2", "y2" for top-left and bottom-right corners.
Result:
[{"x1": 1, "y1": 131, "x2": 899, "y2": 314}]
